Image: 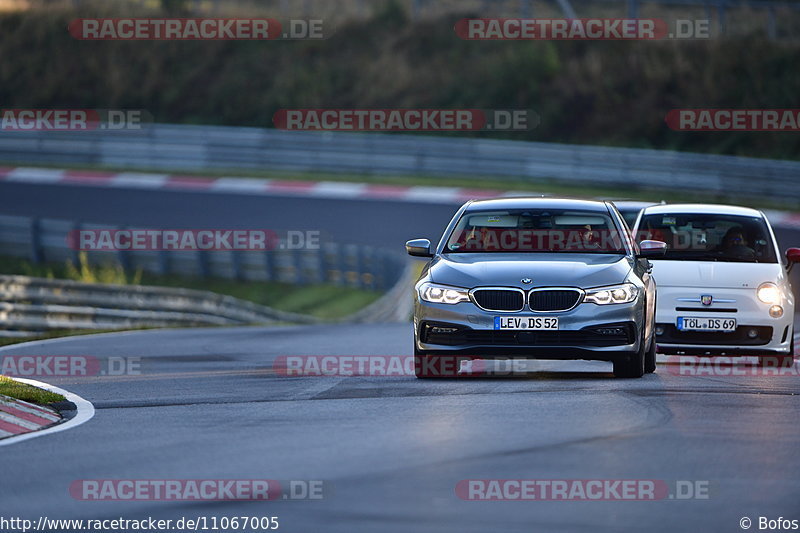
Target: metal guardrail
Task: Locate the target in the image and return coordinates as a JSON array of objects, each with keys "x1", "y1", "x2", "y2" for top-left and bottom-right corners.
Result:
[
  {"x1": 0, "y1": 263, "x2": 416, "y2": 335},
  {"x1": 0, "y1": 215, "x2": 405, "y2": 291},
  {"x1": 0, "y1": 214, "x2": 413, "y2": 334},
  {"x1": 0, "y1": 124, "x2": 798, "y2": 203},
  {"x1": 0, "y1": 274, "x2": 317, "y2": 334}
]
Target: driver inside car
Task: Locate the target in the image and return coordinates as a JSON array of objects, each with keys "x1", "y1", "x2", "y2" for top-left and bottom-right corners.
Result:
[{"x1": 719, "y1": 227, "x2": 756, "y2": 258}]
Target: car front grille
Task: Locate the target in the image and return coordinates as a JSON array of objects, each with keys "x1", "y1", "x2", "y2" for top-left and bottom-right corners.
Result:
[
  {"x1": 528, "y1": 289, "x2": 582, "y2": 312},
  {"x1": 471, "y1": 289, "x2": 524, "y2": 312}
]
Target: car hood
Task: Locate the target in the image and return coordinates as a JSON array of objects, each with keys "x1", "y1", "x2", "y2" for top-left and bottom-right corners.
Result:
[
  {"x1": 650, "y1": 260, "x2": 783, "y2": 288},
  {"x1": 429, "y1": 253, "x2": 632, "y2": 289}
]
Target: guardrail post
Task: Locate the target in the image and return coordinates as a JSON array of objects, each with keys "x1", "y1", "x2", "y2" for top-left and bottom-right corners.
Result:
[
  {"x1": 157, "y1": 249, "x2": 169, "y2": 276},
  {"x1": 230, "y1": 250, "x2": 243, "y2": 281},
  {"x1": 377, "y1": 251, "x2": 389, "y2": 291},
  {"x1": 197, "y1": 250, "x2": 210, "y2": 279},
  {"x1": 316, "y1": 246, "x2": 329, "y2": 283},
  {"x1": 263, "y1": 248, "x2": 275, "y2": 281},
  {"x1": 353, "y1": 246, "x2": 365, "y2": 289},
  {"x1": 293, "y1": 249, "x2": 307, "y2": 285},
  {"x1": 340, "y1": 245, "x2": 351, "y2": 287},
  {"x1": 116, "y1": 225, "x2": 131, "y2": 274},
  {"x1": 71, "y1": 220, "x2": 82, "y2": 266},
  {"x1": 29, "y1": 218, "x2": 44, "y2": 264}
]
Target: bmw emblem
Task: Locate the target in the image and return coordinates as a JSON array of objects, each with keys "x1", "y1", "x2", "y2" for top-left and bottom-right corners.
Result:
[
  {"x1": 521, "y1": 278, "x2": 532, "y2": 284},
  {"x1": 701, "y1": 295, "x2": 713, "y2": 306}
]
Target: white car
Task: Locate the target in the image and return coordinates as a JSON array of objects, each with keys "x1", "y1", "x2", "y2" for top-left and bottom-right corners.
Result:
[{"x1": 633, "y1": 204, "x2": 799, "y2": 365}]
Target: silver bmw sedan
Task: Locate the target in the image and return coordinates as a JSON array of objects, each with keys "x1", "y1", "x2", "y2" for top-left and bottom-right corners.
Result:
[{"x1": 406, "y1": 197, "x2": 667, "y2": 379}]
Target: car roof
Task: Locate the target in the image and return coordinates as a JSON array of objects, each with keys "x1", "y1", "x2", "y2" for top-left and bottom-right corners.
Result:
[
  {"x1": 641, "y1": 203, "x2": 763, "y2": 217},
  {"x1": 464, "y1": 197, "x2": 611, "y2": 212},
  {"x1": 611, "y1": 200, "x2": 659, "y2": 210}
]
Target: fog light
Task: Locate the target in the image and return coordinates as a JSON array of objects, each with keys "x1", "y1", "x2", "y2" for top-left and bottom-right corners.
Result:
[
  {"x1": 655, "y1": 326, "x2": 664, "y2": 336},
  {"x1": 769, "y1": 305, "x2": 784, "y2": 318},
  {"x1": 430, "y1": 326, "x2": 458, "y2": 334},
  {"x1": 597, "y1": 328, "x2": 625, "y2": 336},
  {"x1": 747, "y1": 328, "x2": 759, "y2": 339}
]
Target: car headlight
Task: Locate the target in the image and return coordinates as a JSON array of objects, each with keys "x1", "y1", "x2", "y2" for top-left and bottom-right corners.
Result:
[
  {"x1": 418, "y1": 282, "x2": 470, "y2": 304},
  {"x1": 584, "y1": 283, "x2": 639, "y2": 305},
  {"x1": 756, "y1": 282, "x2": 781, "y2": 305}
]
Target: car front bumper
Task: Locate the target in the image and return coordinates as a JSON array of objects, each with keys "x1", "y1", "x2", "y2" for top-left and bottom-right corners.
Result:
[
  {"x1": 654, "y1": 286, "x2": 794, "y2": 356},
  {"x1": 414, "y1": 297, "x2": 645, "y2": 362}
]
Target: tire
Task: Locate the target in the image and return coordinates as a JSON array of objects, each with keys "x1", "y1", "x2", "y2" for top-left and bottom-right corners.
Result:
[
  {"x1": 414, "y1": 343, "x2": 472, "y2": 378},
  {"x1": 613, "y1": 330, "x2": 646, "y2": 378},
  {"x1": 413, "y1": 344, "x2": 453, "y2": 379},
  {"x1": 644, "y1": 332, "x2": 657, "y2": 374}
]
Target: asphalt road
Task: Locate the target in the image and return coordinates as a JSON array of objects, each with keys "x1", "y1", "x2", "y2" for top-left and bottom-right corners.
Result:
[
  {"x1": 0, "y1": 181, "x2": 455, "y2": 249},
  {"x1": 0, "y1": 320, "x2": 798, "y2": 533},
  {"x1": 1, "y1": 181, "x2": 800, "y2": 532}
]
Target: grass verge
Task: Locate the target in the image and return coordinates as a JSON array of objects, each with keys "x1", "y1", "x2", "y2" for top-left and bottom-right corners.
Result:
[{"x1": 0, "y1": 375, "x2": 65, "y2": 405}]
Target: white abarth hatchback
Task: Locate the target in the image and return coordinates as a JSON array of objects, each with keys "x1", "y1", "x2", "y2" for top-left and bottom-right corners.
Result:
[{"x1": 634, "y1": 204, "x2": 799, "y2": 365}]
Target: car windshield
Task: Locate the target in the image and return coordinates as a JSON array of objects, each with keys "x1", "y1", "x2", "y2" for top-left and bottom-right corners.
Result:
[
  {"x1": 637, "y1": 213, "x2": 777, "y2": 263},
  {"x1": 445, "y1": 208, "x2": 627, "y2": 254}
]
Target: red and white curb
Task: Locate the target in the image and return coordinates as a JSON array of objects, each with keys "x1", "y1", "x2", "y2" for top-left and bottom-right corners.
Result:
[
  {"x1": 0, "y1": 395, "x2": 61, "y2": 437},
  {"x1": 0, "y1": 166, "x2": 543, "y2": 205},
  {"x1": 2, "y1": 166, "x2": 799, "y2": 229},
  {"x1": 0, "y1": 378, "x2": 94, "y2": 447}
]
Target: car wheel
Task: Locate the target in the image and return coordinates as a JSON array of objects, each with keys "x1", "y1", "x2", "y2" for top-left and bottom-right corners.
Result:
[
  {"x1": 414, "y1": 343, "x2": 454, "y2": 379},
  {"x1": 613, "y1": 330, "x2": 646, "y2": 378},
  {"x1": 414, "y1": 344, "x2": 472, "y2": 378},
  {"x1": 644, "y1": 333, "x2": 657, "y2": 374}
]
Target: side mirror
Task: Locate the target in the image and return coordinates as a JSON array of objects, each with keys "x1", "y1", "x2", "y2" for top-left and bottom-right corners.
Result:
[
  {"x1": 406, "y1": 238, "x2": 433, "y2": 258},
  {"x1": 637, "y1": 240, "x2": 667, "y2": 258},
  {"x1": 786, "y1": 247, "x2": 800, "y2": 272}
]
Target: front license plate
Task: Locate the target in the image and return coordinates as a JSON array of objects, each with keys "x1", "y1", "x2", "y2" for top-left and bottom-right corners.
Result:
[
  {"x1": 676, "y1": 317, "x2": 737, "y2": 332},
  {"x1": 494, "y1": 316, "x2": 559, "y2": 330}
]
